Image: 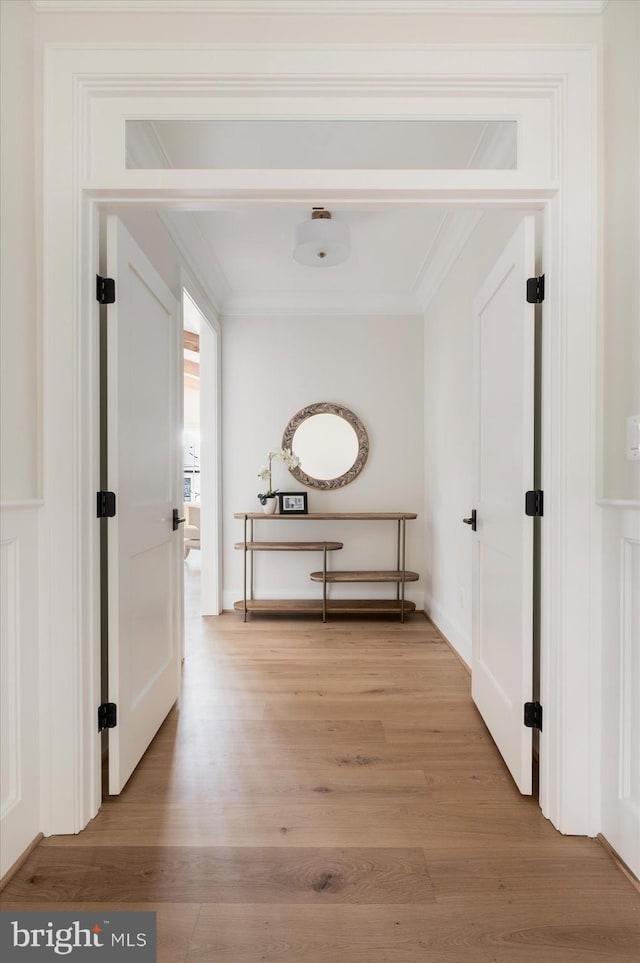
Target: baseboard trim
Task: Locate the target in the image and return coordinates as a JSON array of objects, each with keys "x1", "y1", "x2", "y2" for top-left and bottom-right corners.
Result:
[
  {"x1": 0, "y1": 834, "x2": 43, "y2": 892},
  {"x1": 443, "y1": 633, "x2": 471, "y2": 675},
  {"x1": 423, "y1": 596, "x2": 471, "y2": 669},
  {"x1": 430, "y1": 619, "x2": 471, "y2": 675},
  {"x1": 597, "y1": 834, "x2": 640, "y2": 893}
]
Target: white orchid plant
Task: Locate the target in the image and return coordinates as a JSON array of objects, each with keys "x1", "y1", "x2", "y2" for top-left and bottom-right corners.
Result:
[{"x1": 257, "y1": 447, "x2": 301, "y2": 504}]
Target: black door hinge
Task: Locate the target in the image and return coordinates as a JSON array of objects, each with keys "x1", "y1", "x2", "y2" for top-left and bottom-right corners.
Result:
[
  {"x1": 526, "y1": 275, "x2": 545, "y2": 304},
  {"x1": 524, "y1": 701, "x2": 543, "y2": 731},
  {"x1": 525, "y1": 490, "x2": 544, "y2": 517},
  {"x1": 96, "y1": 275, "x2": 116, "y2": 304},
  {"x1": 96, "y1": 491, "x2": 116, "y2": 518},
  {"x1": 98, "y1": 702, "x2": 117, "y2": 732}
]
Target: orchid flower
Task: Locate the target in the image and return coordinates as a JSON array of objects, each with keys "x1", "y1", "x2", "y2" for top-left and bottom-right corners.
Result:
[{"x1": 257, "y1": 448, "x2": 301, "y2": 503}]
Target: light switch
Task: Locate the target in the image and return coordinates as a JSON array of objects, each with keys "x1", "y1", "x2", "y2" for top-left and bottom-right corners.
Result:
[{"x1": 627, "y1": 415, "x2": 640, "y2": 461}]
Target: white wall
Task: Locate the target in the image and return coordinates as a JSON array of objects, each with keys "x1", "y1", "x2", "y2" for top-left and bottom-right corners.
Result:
[
  {"x1": 423, "y1": 211, "x2": 524, "y2": 665},
  {"x1": 602, "y1": 0, "x2": 640, "y2": 500},
  {"x1": 1, "y1": 0, "x2": 38, "y2": 500},
  {"x1": 222, "y1": 313, "x2": 424, "y2": 610}
]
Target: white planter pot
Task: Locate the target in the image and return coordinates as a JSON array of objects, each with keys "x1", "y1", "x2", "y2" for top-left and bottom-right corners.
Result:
[{"x1": 262, "y1": 497, "x2": 278, "y2": 514}]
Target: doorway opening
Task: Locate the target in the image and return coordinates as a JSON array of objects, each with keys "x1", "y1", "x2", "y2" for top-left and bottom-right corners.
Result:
[
  {"x1": 37, "y1": 38, "x2": 600, "y2": 844},
  {"x1": 98, "y1": 201, "x2": 543, "y2": 808},
  {"x1": 181, "y1": 283, "x2": 223, "y2": 634},
  {"x1": 182, "y1": 289, "x2": 204, "y2": 650}
]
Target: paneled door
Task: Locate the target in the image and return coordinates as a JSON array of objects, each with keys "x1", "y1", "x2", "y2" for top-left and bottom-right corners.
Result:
[
  {"x1": 470, "y1": 216, "x2": 537, "y2": 795},
  {"x1": 105, "y1": 217, "x2": 183, "y2": 794}
]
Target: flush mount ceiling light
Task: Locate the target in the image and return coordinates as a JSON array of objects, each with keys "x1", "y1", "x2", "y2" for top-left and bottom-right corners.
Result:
[{"x1": 293, "y1": 208, "x2": 350, "y2": 267}]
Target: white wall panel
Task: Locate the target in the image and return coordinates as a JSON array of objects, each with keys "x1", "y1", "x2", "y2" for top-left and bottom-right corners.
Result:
[
  {"x1": 0, "y1": 505, "x2": 41, "y2": 878},
  {"x1": 1, "y1": 539, "x2": 19, "y2": 819}
]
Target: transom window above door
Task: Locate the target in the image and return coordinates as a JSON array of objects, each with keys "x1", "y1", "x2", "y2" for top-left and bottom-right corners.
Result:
[{"x1": 126, "y1": 118, "x2": 517, "y2": 170}]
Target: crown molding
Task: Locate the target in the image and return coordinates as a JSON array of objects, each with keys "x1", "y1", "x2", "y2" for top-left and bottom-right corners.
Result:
[
  {"x1": 221, "y1": 289, "x2": 422, "y2": 317},
  {"x1": 0, "y1": 501, "x2": 45, "y2": 511},
  {"x1": 414, "y1": 208, "x2": 484, "y2": 310},
  {"x1": 160, "y1": 212, "x2": 231, "y2": 315},
  {"x1": 30, "y1": 1, "x2": 609, "y2": 16}
]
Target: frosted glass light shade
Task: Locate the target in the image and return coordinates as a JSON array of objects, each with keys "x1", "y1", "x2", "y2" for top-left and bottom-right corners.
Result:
[{"x1": 293, "y1": 215, "x2": 350, "y2": 267}]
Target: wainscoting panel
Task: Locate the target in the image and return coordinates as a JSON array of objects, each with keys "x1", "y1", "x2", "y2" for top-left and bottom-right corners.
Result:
[
  {"x1": 601, "y1": 503, "x2": 640, "y2": 879},
  {"x1": 0, "y1": 538, "x2": 19, "y2": 820},
  {"x1": 0, "y1": 505, "x2": 41, "y2": 878}
]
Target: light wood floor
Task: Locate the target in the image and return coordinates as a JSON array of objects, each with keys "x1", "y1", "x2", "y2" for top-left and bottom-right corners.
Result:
[{"x1": 3, "y1": 560, "x2": 639, "y2": 961}]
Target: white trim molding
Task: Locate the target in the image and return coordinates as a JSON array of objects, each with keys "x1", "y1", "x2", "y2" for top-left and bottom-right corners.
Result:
[
  {"x1": 161, "y1": 212, "x2": 230, "y2": 317},
  {"x1": 415, "y1": 209, "x2": 484, "y2": 311},
  {"x1": 597, "y1": 499, "x2": 640, "y2": 511},
  {"x1": 0, "y1": 501, "x2": 45, "y2": 511},
  {"x1": 600, "y1": 505, "x2": 640, "y2": 878},
  {"x1": 30, "y1": 1, "x2": 610, "y2": 16},
  {"x1": 424, "y1": 593, "x2": 472, "y2": 668},
  {"x1": 222, "y1": 291, "x2": 422, "y2": 316}
]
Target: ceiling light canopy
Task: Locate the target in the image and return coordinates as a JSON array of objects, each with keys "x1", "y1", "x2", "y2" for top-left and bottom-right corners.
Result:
[{"x1": 293, "y1": 208, "x2": 350, "y2": 267}]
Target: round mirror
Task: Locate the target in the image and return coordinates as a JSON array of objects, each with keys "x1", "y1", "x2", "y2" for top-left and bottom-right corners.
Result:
[{"x1": 282, "y1": 402, "x2": 369, "y2": 490}]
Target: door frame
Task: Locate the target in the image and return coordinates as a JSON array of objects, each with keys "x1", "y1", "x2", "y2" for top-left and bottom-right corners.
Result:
[{"x1": 39, "y1": 41, "x2": 600, "y2": 838}]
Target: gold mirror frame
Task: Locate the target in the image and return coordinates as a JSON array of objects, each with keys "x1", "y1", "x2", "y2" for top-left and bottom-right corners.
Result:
[{"x1": 282, "y1": 402, "x2": 369, "y2": 490}]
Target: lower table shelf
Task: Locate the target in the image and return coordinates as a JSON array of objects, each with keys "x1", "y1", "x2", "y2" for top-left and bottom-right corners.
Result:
[
  {"x1": 233, "y1": 598, "x2": 417, "y2": 615},
  {"x1": 309, "y1": 570, "x2": 419, "y2": 583},
  {"x1": 235, "y1": 541, "x2": 343, "y2": 552}
]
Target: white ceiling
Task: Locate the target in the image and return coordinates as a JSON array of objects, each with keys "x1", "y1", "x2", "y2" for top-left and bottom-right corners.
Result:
[
  {"x1": 127, "y1": 118, "x2": 516, "y2": 316},
  {"x1": 168, "y1": 206, "x2": 458, "y2": 315}
]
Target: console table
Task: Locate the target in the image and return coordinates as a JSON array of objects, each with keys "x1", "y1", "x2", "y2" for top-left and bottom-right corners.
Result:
[{"x1": 233, "y1": 512, "x2": 418, "y2": 622}]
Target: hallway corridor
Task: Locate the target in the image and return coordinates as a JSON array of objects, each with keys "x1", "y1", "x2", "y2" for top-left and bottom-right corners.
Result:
[{"x1": 2, "y1": 572, "x2": 639, "y2": 961}]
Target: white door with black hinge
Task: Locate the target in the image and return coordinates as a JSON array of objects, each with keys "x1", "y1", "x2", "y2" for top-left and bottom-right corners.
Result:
[
  {"x1": 106, "y1": 216, "x2": 183, "y2": 795},
  {"x1": 469, "y1": 216, "x2": 537, "y2": 795}
]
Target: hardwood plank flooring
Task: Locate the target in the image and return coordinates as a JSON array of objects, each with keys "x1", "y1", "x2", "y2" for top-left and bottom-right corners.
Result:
[{"x1": 2, "y1": 560, "x2": 639, "y2": 961}]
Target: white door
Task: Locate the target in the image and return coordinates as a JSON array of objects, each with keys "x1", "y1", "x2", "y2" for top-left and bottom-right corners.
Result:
[
  {"x1": 106, "y1": 217, "x2": 183, "y2": 794},
  {"x1": 470, "y1": 216, "x2": 537, "y2": 795}
]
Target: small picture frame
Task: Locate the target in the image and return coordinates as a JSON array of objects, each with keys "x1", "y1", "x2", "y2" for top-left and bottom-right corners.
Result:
[{"x1": 278, "y1": 491, "x2": 308, "y2": 515}]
